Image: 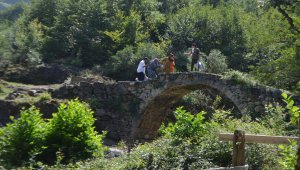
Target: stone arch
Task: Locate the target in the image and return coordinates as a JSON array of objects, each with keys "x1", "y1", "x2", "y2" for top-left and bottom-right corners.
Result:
[{"x1": 130, "y1": 83, "x2": 242, "y2": 141}]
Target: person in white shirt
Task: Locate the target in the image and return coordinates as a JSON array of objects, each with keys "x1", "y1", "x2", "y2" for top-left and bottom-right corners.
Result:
[{"x1": 136, "y1": 57, "x2": 149, "y2": 81}]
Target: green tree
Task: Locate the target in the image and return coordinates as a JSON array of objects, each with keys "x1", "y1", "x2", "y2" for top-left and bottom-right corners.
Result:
[
  {"x1": 0, "y1": 107, "x2": 47, "y2": 168},
  {"x1": 41, "y1": 99, "x2": 106, "y2": 164}
]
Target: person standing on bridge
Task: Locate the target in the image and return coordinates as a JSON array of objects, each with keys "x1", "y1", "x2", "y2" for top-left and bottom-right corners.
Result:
[
  {"x1": 147, "y1": 58, "x2": 161, "y2": 79},
  {"x1": 136, "y1": 57, "x2": 149, "y2": 81},
  {"x1": 185, "y1": 43, "x2": 201, "y2": 71},
  {"x1": 162, "y1": 53, "x2": 175, "y2": 74}
]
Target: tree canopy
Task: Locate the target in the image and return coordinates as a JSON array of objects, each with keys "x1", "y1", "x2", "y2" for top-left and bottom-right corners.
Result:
[{"x1": 0, "y1": 0, "x2": 299, "y2": 92}]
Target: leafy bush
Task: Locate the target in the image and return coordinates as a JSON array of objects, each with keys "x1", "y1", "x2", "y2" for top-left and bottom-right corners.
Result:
[
  {"x1": 279, "y1": 93, "x2": 299, "y2": 169},
  {"x1": 104, "y1": 46, "x2": 136, "y2": 80},
  {"x1": 246, "y1": 143, "x2": 280, "y2": 170},
  {"x1": 205, "y1": 49, "x2": 228, "y2": 74},
  {"x1": 260, "y1": 104, "x2": 288, "y2": 134},
  {"x1": 223, "y1": 70, "x2": 260, "y2": 87},
  {"x1": 278, "y1": 140, "x2": 297, "y2": 169},
  {"x1": 159, "y1": 107, "x2": 232, "y2": 168},
  {"x1": 0, "y1": 99, "x2": 107, "y2": 167},
  {"x1": 173, "y1": 51, "x2": 189, "y2": 72},
  {"x1": 43, "y1": 104, "x2": 293, "y2": 170},
  {"x1": 179, "y1": 90, "x2": 226, "y2": 117},
  {"x1": 0, "y1": 106, "x2": 48, "y2": 168},
  {"x1": 38, "y1": 92, "x2": 52, "y2": 102},
  {"x1": 135, "y1": 42, "x2": 165, "y2": 60},
  {"x1": 42, "y1": 99, "x2": 106, "y2": 164},
  {"x1": 282, "y1": 93, "x2": 299, "y2": 126},
  {"x1": 160, "y1": 106, "x2": 210, "y2": 143}
]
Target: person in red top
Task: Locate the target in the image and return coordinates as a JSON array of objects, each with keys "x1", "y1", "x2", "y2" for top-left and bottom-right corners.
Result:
[
  {"x1": 169, "y1": 53, "x2": 175, "y2": 73},
  {"x1": 162, "y1": 53, "x2": 175, "y2": 74}
]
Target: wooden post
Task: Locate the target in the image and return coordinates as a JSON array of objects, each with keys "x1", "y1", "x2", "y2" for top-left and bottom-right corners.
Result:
[
  {"x1": 232, "y1": 130, "x2": 245, "y2": 167},
  {"x1": 219, "y1": 130, "x2": 299, "y2": 168},
  {"x1": 297, "y1": 138, "x2": 300, "y2": 170}
]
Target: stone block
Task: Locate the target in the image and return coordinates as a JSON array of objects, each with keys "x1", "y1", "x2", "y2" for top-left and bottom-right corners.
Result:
[{"x1": 95, "y1": 109, "x2": 107, "y2": 117}]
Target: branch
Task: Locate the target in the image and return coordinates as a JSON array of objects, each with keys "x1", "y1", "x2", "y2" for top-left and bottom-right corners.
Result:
[{"x1": 276, "y1": 5, "x2": 300, "y2": 34}]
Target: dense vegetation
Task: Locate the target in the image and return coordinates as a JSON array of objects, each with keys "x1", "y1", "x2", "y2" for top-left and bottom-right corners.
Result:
[
  {"x1": 0, "y1": 99, "x2": 106, "y2": 168},
  {"x1": 2, "y1": 95, "x2": 294, "y2": 169},
  {"x1": 0, "y1": 0, "x2": 299, "y2": 169},
  {"x1": 0, "y1": 0, "x2": 299, "y2": 92}
]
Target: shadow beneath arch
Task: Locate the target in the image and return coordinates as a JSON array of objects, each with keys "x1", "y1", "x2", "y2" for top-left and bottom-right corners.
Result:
[{"x1": 130, "y1": 84, "x2": 241, "y2": 142}]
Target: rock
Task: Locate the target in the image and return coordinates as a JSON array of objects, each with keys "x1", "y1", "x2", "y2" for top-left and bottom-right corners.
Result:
[
  {"x1": 95, "y1": 109, "x2": 107, "y2": 117},
  {"x1": 28, "y1": 90, "x2": 37, "y2": 97},
  {"x1": 0, "y1": 64, "x2": 72, "y2": 85},
  {"x1": 254, "y1": 105, "x2": 264, "y2": 113},
  {"x1": 105, "y1": 147, "x2": 124, "y2": 158},
  {"x1": 5, "y1": 92, "x2": 20, "y2": 100}
]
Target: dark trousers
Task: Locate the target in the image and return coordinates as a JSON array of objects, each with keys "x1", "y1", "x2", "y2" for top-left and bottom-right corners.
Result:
[
  {"x1": 191, "y1": 58, "x2": 198, "y2": 71},
  {"x1": 137, "y1": 72, "x2": 145, "y2": 81}
]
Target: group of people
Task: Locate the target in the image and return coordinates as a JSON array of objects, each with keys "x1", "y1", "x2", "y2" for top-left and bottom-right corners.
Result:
[{"x1": 136, "y1": 43, "x2": 204, "y2": 81}]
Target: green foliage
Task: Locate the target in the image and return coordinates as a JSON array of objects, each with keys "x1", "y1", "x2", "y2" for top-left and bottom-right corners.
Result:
[
  {"x1": 43, "y1": 99, "x2": 106, "y2": 164},
  {"x1": 179, "y1": 89, "x2": 227, "y2": 117},
  {"x1": 160, "y1": 106, "x2": 209, "y2": 143},
  {"x1": 278, "y1": 140, "x2": 298, "y2": 170},
  {"x1": 42, "y1": 104, "x2": 291, "y2": 169},
  {"x1": 213, "y1": 110, "x2": 286, "y2": 169},
  {"x1": 205, "y1": 49, "x2": 228, "y2": 74},
  {"x1": 246, "y1": 143, "x2": 280, "y2": 170},
  {"x1": 0, "y1": 0, "x2": 298, "y2": 90},
  {"x1": 282, "y1": 93, "x2": 299, "y2": 126},
  {"x1": 0, "y1": 106, "x2": 47, "y2": 168},
  {"x1": 0, "y1": 99, "x2": 106, "y2": 167},
  {"x1": 168, "y1": 4, "x2": 247, "y2": 70},
  {"x1": 223, "y1": 70, "x2": 259, "y2": 86},
  {"x1": 173, "y1": 51, "x2": 189, "y2": 72},
  {"x1": 38, "y1": 92, "x2": 52, "y2": 102},
  {"x1": 104, "y1": 46, "x2": 136, "y2": 80},
  {"x1": 278, "y1": 93, "x2": 299, "y2": 169},
  {"x1": 0, "y1": 3, "x2": 25, "y2": 22},
  {"x1": 260, "y1": 104, "x2": 289, "y2": 135},
  {"x1": 182, "y1": 90, "x2": 212, "y2": 108}
]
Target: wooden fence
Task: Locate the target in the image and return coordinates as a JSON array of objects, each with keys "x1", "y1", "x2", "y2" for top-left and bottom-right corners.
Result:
[{"x1": 219, "y1": 130, "x2": 299, "y2": 169}]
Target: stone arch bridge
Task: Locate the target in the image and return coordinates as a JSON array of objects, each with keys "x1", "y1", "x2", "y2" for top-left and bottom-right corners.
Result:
[{"x1": 53, "y1": 72, "x2": 297, "y2": 141}]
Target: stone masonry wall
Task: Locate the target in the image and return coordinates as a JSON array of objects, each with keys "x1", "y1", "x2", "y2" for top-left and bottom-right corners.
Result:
[{"x1": 52, "y1": 72, "x2": 300, "y2": 141}]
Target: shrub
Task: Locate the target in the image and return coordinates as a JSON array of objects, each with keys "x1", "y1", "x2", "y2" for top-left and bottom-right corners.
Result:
[
  {"x1": 174, "y1": 51, "x2": 189, "y2": 72},
  {"x1": 41, "y1": 99, "x2": 106, "y2": 164},
  {"x1": 222, "y1": 70, "x2": 259, "y2": 86},
  {"x1": 39, "y1": 93, "x2": 52, "y2": 102},
  {"x1": 0, "y1": 106, "x2": 47, "y2": 168},
  {"x1": 104, "y1": 46, "x2": 136, "y2": 81},
  {"x1": 160, "y1": 107, "x2": 232, "y2": 167},
  {"x1": 135, "y1": 42, "x2": 165, "y2": 60},
  {"x1": 279, "y1": 93, "x2": 299, "y2": 169},
  {"x1": 160, "y1": 106, "x2": 211, "y2": 144},
  {"x1": 180, "y1": 90, "x2": 214, "y2": 115},
  {"x1": 205, "y1": 49, "x2": 228, "y2": 74},
  {"x1": 278, "y1": 140, "x2": 297, "y2": 169}
]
